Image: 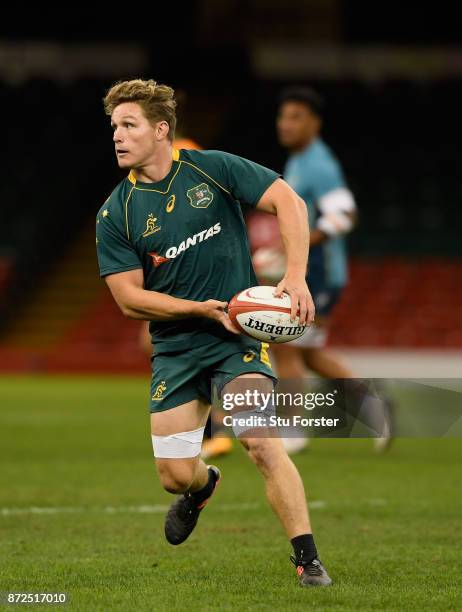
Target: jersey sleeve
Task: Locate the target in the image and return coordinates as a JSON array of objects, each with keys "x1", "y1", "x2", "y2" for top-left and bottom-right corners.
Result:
[
  {"x1": 96, "y1": 206, "x2": 142, "y2": 277},
  {"x1": 188, "y1": 150, "x2": 280, "y2": 207},
  {"x1": 311, "y1": 161, "x2": 346, "y2": 201}
]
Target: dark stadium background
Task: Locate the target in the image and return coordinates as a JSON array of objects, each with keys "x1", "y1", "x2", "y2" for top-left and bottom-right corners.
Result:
[{"x1": 1, "y1": 3, "x2": 461, "y2": 374}]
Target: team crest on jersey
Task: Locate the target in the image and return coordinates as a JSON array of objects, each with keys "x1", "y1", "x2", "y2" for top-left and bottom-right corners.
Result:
[
  {"x1": 152, "y1": 380, "x2": 167, "y2": 401},
  {"x1": 148, "y1": 251, "x2": 169, "y2": 268},
  {"x1": 142, "y1": 213, "x2": 161, "y2": 238},
  {"x1": 186, "y1": 183, "x2": 214, "y2": 208}
]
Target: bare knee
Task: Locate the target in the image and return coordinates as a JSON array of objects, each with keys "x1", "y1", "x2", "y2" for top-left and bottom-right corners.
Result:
[
  {"x1": 156, "y1": 460, "x2": 196, "y2": 494},
  {"x1": 243, "y1": 438, "x2": 285, "y2": 474}
]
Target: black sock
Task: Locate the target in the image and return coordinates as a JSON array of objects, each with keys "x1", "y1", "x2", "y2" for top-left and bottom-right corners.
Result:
[
  {"x1": 190, "y1": 468, "x2": 216, "y2": 506},
  {"x1": 291, "y1": 534, "x2": 317, "y2": 564}
]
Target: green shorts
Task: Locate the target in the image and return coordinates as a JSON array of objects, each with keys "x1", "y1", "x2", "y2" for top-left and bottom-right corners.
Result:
[{"x1": 150, "y1": 339, "x2": 276, "y2": 412}]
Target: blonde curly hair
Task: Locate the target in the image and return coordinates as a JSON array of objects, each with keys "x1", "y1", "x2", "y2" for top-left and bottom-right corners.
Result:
[{"x1": 103, "y1": 79, "x2": 177, "y2": 140}]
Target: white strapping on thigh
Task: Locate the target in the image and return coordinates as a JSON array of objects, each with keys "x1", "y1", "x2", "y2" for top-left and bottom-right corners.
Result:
[
  {"x1": 151, "y1": 426, "x2": 205, "y2": 459},
  {"x1": 231, "y1": 402, "x2": 276, "y2": 438}
]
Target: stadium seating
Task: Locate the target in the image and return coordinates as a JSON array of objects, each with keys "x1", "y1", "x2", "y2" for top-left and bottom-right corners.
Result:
[
  {"x1": 0, "y1": 76, "x2": 461, "y2": 372},
  {"x1": 330, "y1": 259, "x2": 462, "y2": 347},
  {"x1": 0, "y1": 245, "x2": 460, "y2": 373}
]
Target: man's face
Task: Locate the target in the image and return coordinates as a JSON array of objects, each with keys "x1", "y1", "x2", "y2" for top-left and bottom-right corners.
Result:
[
  {"x1": 111, "y1": 102, "x2": 160, "y2": 169},
  {"x1": 276, "y1": 101, "x2": 320, "y2": 150}
]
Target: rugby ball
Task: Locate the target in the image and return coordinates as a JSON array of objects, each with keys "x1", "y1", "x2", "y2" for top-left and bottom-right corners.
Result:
[{"x1": 228, "y1": 286, "x2": 307, "y2": 344}]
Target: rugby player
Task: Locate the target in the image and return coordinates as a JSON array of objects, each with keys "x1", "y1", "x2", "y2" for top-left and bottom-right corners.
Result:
[
  {"x1": 274, "y1": 86, "x2": 392, "y2": 452},
  {"x1": 274, "y1": 87, "x2": 356, "y2": 383},
  {"x1": 96, "y1": 79, "x2": 332, "y2": 586}
]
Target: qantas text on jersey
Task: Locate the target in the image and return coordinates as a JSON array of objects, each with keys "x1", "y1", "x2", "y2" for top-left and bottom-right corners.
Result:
[{"x1": 164, "y1": 223, "x2": 221, "y2": 259}]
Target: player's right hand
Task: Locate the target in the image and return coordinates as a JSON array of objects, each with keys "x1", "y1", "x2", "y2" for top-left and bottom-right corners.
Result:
[{"x1": 200, "y1": 299, "x2": 240, "y2": 335}]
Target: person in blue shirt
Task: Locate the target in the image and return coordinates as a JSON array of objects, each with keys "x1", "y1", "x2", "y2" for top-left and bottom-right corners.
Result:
[
  {"x1": 267, "y1": 86, "x2": 392, "y2": 454},
  {"x1": 274, "y1": 87, "x2": 356, "y2": 381}
]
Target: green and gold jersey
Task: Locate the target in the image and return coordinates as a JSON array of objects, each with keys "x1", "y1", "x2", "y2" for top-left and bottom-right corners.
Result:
[{"x1": 96, "y1": 148, "x2": 279, "y2": 352}]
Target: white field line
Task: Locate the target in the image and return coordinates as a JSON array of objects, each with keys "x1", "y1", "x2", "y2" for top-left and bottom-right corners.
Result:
[
  {"x1": 0, "y1": 502, "x2": 260, "y2": 516},
  {"x1": 0, "y1": 498, "x2": 389, "y2": 517},
  {"x1": 309, "y1": 500, "x2": 326, "y2": 509}
]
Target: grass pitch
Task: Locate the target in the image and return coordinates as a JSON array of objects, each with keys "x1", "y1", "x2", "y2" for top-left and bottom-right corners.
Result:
[{"x1": 0, "y1": 376, "x2": 461, "y2": 611}]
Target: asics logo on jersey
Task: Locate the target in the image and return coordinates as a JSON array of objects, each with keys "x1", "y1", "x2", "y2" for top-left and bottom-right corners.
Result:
[
  {"x1": 166, "y1": 194, "x2": 175, "y2": 213},
  {"x1": 165, "y1": 223, "x2": 221, "y2": 259}
]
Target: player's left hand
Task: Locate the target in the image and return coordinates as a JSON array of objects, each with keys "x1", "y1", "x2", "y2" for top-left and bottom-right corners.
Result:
[
  {"x1": 274, "y1": 276, "x2": 315, "y2": 326},
  {"x1": 200, "y1": 299, "x2": 241, "y2": 335}
]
